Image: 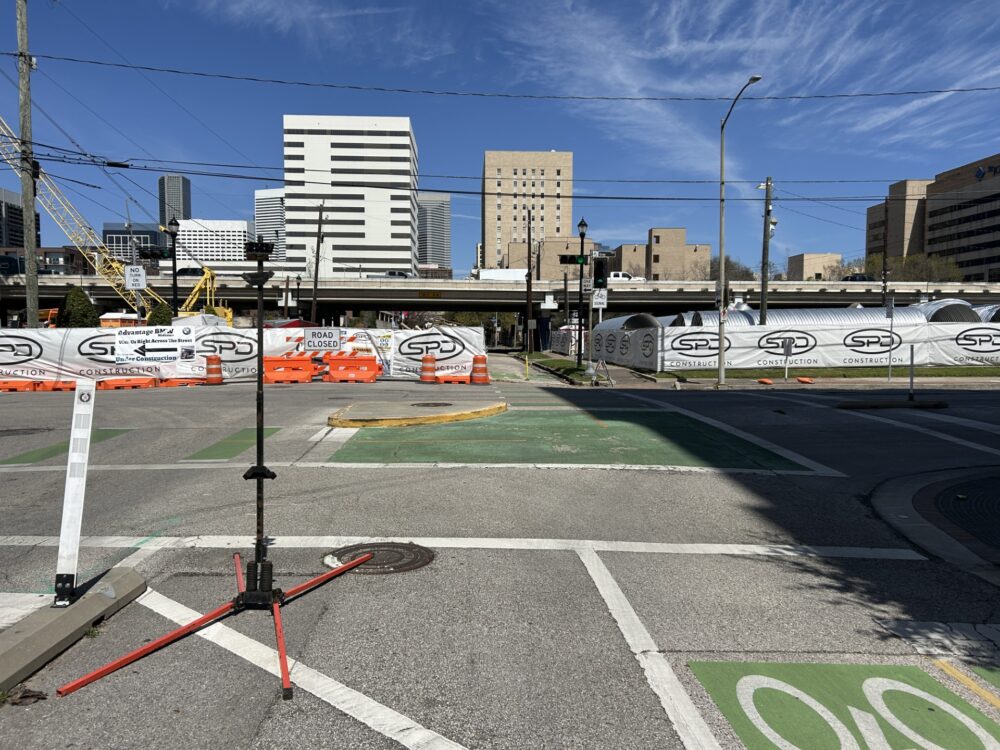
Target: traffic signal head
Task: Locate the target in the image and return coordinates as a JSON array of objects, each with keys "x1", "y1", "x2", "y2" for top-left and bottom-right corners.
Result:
[{"x1": 594, "y1": 258, "x2": 607, "y2": 288}]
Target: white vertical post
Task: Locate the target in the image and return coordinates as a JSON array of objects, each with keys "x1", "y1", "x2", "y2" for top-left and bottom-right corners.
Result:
[
  {"x1": 887, "y1": 297, "x2": 895, "y2": 383},
  {"x1": 53, "y1": 380, "x2": 97, "y2": 606},
  {"x1": 909, "y1": 344, "x2": 915, "y2": 402}
]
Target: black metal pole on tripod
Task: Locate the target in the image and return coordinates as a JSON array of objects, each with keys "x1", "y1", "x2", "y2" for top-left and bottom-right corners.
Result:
[{"x1": 242, "y1": 237, "x2": 276, "y2": 596}]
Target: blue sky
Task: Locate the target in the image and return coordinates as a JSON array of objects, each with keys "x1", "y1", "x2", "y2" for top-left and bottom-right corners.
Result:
[{"x1": 3, "y1": 0, "x2": 999, "y2": 276}]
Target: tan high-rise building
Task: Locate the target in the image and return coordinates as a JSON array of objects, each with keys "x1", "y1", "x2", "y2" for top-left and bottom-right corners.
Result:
[
  {"x1": 865, "y1": 154, "x2": 1000, "y2": 281},
  {"x1": 481, "y1": 151, "x2": 573, "y2": 269}
]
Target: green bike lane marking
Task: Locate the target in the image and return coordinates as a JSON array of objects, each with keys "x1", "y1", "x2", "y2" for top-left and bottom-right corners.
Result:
[
  {"x1": 0, "y1": 429, "x2": 131, "y2": 465},
  {"x1": 690, "y1": 661, "x2": 1000, "y2": 749},
  {"x1": 329, "y1": 409, "x2": 802, "y2": 469},
  {"x1": 184, "y1": 427, "x2": 281, "y2": 461}
]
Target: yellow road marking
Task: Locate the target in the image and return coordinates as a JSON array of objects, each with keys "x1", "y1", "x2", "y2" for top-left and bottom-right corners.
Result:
[{"x1": 934, "y1": 659, "x2": 1000, "y2": 710}]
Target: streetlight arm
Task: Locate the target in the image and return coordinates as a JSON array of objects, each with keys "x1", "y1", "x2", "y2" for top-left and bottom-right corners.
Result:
[{"x1": 721, "y1": 77, "x2": 761, "y2": 131}]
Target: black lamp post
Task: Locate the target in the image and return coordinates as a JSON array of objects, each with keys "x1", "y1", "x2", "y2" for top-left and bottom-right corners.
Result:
[
  {"x1": 295, "y1": 274, "x2": 302, "y2": 318},
  {"x1": 576, "y1": 217, "x2": 587, "y2": 369},
  {"x1": 166, "y1": 216, "x2": 179, "y2": 314}
]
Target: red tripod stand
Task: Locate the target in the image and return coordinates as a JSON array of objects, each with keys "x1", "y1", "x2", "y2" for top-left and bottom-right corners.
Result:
[
  {"x1": 57, "y1": 549, "x2": 372, "y2": 698},
  {"x1": 57, "y1": 240, "x2": 371, "y2": 699}
]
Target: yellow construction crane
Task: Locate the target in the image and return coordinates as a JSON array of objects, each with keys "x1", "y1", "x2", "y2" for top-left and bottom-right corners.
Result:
[
  {"x1": 1, "y1": 114, "x2": 232, "y2": 324},
  {"x1": 0, "y1": 113, "x2": 169, "y2": 314},
  {"x1": 161, "y1": 240, "x2": 233, "y2": 325}
]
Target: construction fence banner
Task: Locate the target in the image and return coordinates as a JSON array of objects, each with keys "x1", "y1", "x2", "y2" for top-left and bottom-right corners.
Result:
[
  {"x1": 389, "y1": 326, "x2": 487, "y2": 379},
  {"x1": 0, "y1": 326, "x2": 485, "y2": 382},
  {"x1": 657, "y1": 322, "x2": 973, "y2": 371}
]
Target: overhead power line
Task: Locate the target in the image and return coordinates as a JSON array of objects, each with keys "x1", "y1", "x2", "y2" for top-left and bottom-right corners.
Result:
[
  {"x1": 4, "y1": 51, "x2": 1000, "y2": 103},
  {"x1": 30, "y1": 150, "x2": 992, "y2": 204}
]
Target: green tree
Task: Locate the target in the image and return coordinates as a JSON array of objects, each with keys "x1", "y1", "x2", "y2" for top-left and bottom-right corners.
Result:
[
  {"x1": 58, "y1": 285, "x2": 100, "y2": 328},
  {"x1": 146, "y1": 303, "x2": 174, "y2": 326},
  {"x1": 709, "y1": 256, "x2": 757, "y2": 281}
]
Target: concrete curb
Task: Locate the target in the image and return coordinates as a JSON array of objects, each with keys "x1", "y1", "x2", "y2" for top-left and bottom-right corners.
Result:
[
  {"x1": 870, "y1": 469, "x2": 1000, "y2": 588},
  {"x1": 328, "y1": 401, "x2": 508, "y2": 428},
  {"x1": 0, "y1": 567, "x2": 146, "y2": 692},
  {"x1": 528, "y1": 361, "x2": 586, "y2": 386}
]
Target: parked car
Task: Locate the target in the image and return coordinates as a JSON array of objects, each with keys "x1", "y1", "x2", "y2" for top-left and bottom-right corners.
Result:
[
  {"x1": 381, "y1": 270, "x2": 412, "y2": 279},
  {"x1": 841, "y1": 274, "x2": 876, "y2": 282},
  {"x1": 609, "y1": 271, "x2": 646, "y2": 282}
]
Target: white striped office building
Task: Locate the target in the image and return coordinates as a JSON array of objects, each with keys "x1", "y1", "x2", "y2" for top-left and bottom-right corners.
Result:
[{"x1": 283, "y1": 115, "x2": 418, "y2": 279}]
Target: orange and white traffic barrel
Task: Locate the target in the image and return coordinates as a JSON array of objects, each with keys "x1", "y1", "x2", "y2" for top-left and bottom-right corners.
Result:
[
  {"x1": 471, "y1": 355, "x2": 490, "y2": 385},
  {"x1": 205, "y1": 355, "x2": 224, "y2": 385},
  {"x1": 420, "y1": 354, "x2": 436, "y2": 383}
]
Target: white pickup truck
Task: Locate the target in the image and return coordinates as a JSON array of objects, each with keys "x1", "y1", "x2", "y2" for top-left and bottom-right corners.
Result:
[{"x1": 609, "y1": 271, "x2": 646, "y2": 283}]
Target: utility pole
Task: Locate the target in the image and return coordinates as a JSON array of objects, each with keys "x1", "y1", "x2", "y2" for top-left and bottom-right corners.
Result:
[
  {"x1": 563, "y1": 271, "x2": 568, "y2": 326},
  {"x1": 310, "y1": 201, "x2": 324, "y2": 324},
  {"x1": 881, "y1": 201, "x2": 889, "y2": 307},
  {"x1": 759, "y1": 176, "x2": 773, "y2": 325},
  {"x1": 525, "y1": 210, "x2": 533, "y2": 354},
  {"x1": 17, "y1": 0, "x2": 38, "y2": 328}
]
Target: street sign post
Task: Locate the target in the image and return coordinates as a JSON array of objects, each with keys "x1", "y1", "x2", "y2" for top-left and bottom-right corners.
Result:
[
  {"x1": 303, "y1": 328, "x2": 342, "y2": 351},
  {"x1": 115, "y1": 326, "x2": 195, "y2": 364},
  {"x1": 592, "y1": 288, "x2": 607, "y2": 309},
  {"x1": 124, "y1": 265, "x2": 146, "y2": 291}
]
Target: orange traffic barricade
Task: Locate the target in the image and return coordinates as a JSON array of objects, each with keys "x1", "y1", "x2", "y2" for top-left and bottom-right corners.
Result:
[
  {"x1": 471, "y1": 355, "x2": 490, "y2": 385},
  {"x1": 205, "y1": 355, "x2": 224, "y2": 385},
  {"x1": 34, "y1": 380, "x2": 77, "y2": 392},
  {"x1": 323, "y1": 355, "x2": 378, "y2": 383},
  {"x1": 0, "y1": 380, "x2": 35, "y2": 392},
  {"x1": 97, "y1": 377, "x2": 157, "y2": 390},
  {"x1": 263, "y1": 355, "x2": 313, "y2": 384},
  {"x1": 435, "y1": 371, "x2": 472, "y2": 385},
  {"x1": 158, "y1": 378, "x2": 206, "y2": 388},
  {"x1": 420, "y1": 354, "x2": 436, "y2": 383}
]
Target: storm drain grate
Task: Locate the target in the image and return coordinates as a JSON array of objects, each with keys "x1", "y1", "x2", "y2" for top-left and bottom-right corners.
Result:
[
  {"x1": 323, "y1": 542, "x2": 435, "y2": 575},
  {"x1": 410, "y1": 402, "x2": 453, "y2": 408}
]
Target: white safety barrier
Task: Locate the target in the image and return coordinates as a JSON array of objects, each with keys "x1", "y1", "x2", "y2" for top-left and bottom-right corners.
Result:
[{"x1": 584, "y1": 322, "x2": 1000, "y2": 372}]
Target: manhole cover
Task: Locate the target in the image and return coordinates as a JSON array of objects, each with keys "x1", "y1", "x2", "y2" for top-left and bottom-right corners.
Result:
[
  {"x1": 411, "y1": 402, "x2": 452, "y2": 408},
  {"x1": 323, "y1": 542, "x2": 435, "y2": 575}
]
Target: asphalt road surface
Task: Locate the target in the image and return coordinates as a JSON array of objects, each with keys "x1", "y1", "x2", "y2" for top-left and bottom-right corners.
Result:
[{"x1": 4, "y1": 365, "x2": 1000, "y2": 748}]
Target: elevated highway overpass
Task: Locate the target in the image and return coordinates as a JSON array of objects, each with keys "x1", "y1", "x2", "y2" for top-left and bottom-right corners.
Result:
[{"x1": 2, "y1": 275, "x2": 999, "y2": 319}]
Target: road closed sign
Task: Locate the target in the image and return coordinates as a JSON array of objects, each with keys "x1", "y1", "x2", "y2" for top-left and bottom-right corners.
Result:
[
  {"x1": 303, "y1": 328, "x2": 342, "y2": 351},
  {"x1": 116, "y1": 326, "x2": 195, "y2": 364}
]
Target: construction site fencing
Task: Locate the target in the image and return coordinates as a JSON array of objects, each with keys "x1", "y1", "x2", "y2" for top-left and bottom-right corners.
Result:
[
  {"x1": 0, "y1": 326, "x2": 486, "y2": 383},
  {"x1": 589, "y1": 322, "x2": 1000, "y2": 371}
]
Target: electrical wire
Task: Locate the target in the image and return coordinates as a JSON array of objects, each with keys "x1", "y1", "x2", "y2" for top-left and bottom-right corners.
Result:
[
  {"x1": 779, "y1": 206, "x2": 864, "y2": 231},
  {"x1": 30, "y1": 151, "x2": 999, "y2": 204},
  {"x1": 8, "y1": 50, "x2": 1000, "y2": 103}
]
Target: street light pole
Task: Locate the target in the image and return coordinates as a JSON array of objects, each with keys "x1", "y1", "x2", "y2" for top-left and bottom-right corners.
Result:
[
  {"x1": 295, "y1": 274, "x2": 302, "y2": 319},
  {"x1": 576, "y1": 218, "x2": 588, "y2": 369},
  {"x1": 718, "y1": 74, "x2": 762, "y2": 386},
  {"x1": 526, "y1": 209, "x2": 533, "y2": 354},
  {"x1": 166, "y1": 216, "x2": 179, "y2": 315}
]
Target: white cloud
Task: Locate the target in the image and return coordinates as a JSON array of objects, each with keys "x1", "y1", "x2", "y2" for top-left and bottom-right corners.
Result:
[{"x1": 187, "y1": 0, "x2": 454, "y2": 63}]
